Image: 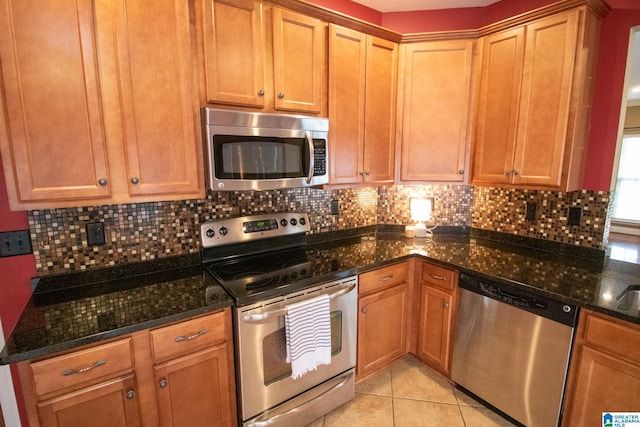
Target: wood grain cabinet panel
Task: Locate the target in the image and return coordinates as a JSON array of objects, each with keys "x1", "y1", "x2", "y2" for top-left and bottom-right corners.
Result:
[
  {"x1": 0, "y1": 0, "x2": 111, "y2": 206},
  {"x1": 416, "y1": 261, "x2": 457, "y2": 376},
  {"x1": 0, "y1": 0, "x2": 203, "y2": 209},
  {"x1": 563, "y1": 310, "x2": 640, "y2": 426},
  {"x1": 357, "y1": 262, "x2": 409, "y2": 379},
  {"x1": 202, "y1": 0, "x2": 266, "y2": 108},
  {"x1": 202, "y1": 0, "x2": 325, "y2": 114},
  {"x1": 153, "y1": 344, "x2": 234, "y2": 427},
  {"x1": 328, "y1": 25, "x2": 397, "y2": 185},
  {"x1": 37, "y1": 374, "x2": 141, "y2": 427},
  {"x1": 19, "y1": 309, "x2": 237, "y2": 427},
  {"x1": 114, "y1": 0, "x2": 202, "y2": 199},
  {"x1": 398, "y1": 39, "x2": 475, "y2": 183},
  {"x1": 472, "y1": 7, "x2": 602, "y2": 191}
]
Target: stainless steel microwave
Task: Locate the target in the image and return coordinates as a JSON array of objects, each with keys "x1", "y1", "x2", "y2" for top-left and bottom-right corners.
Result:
[{"x1": 202, "y1": 108, "x2": 329, "y2": 191}]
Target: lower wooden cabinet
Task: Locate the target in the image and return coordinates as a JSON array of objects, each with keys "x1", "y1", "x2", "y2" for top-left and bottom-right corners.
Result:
[
  {"x1": 36, "y1": 374, "x2": 141, "y2": 427},
  {"x1": 562, "y1": 310, "x2": 640, "y2": 426},
  {"x1": 416, "y1": 262, "x2": 457, "y2": 376},
  {"x1": 357, "y1": 262, "x2": 410, "y2": 379},
  {"x1": 18, "y1": 309, "x2": 236, "y2": 427}
]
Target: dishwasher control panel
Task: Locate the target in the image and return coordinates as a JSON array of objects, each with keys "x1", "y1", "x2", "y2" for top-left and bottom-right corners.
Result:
[{"x1": 459, "y1": 272, "x2": 578, "y2": 327}]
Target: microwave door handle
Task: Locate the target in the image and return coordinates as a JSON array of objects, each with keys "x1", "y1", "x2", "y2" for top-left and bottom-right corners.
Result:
[{"x1": 305, "y1": 131, "x2": 314, "y2": 184}]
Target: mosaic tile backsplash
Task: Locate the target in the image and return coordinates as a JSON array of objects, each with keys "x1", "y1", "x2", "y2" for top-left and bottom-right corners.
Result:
[{"x1": 28, "y1": 186, "x2": 612, "y2": 275}]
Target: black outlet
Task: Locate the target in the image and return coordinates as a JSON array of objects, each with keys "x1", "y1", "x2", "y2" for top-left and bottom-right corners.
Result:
[
  {"x1": 0, "y1": 230, "x2": 32, "y2": 257},
  {"x1": 86, "y1": 222, "x2": 106, "y2": 246},
  {"x1": 526, "y1": 202, "x2": 537, "y2": 221},
  {"x1": 568, "y1": 207, "x2": 583, "y2": 226},
  {"x1": 331, "y1": 199, "x2": 339, "y2": 215}
]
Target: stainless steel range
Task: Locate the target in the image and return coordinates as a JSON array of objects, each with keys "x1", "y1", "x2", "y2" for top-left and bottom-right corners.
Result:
[{"x1": 201, "y1": 213, "x2": 357, "y2": 427}]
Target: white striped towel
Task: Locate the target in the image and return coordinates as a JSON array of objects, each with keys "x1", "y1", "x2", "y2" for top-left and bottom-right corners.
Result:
[{"x1": 285, "y1": 293, "x2": 332, "y2": 380}]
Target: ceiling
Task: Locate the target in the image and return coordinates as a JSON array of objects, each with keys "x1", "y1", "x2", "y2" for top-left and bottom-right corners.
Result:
[{"x1": 352, "y1": 0, "x2": 499, "y2": 12}]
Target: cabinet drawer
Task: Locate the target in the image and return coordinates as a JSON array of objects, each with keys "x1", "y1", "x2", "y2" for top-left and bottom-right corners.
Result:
[
  {"x1": 359, "y1": 262, "x2": 408, "y2": 295},
  {"x1": 421, "y1": 262, "x2": 456, "y2": 291},
  {"x1": 150, "y1": 310, "x2": 228, "y2": 363},
  {"x1": 30, "y1": 338, "x2": 133, "y2": 397},
  {"x1": 584, "y1": 313, "x2": 640, "y2": 365}
]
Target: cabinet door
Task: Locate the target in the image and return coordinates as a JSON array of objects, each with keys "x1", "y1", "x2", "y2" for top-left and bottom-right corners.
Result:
[
  {"x1": 0, "y1": 0, "x2": 111, "y2": 207},
  {"x1": 416, "y1": 284, "x2": 454, "y2": 375},
  {"x1": 363, "y1": 36, "x2": 397, "y2": 184},
  {"x1": 272, "y1": 8, "x2": 325, "y2": 114},
  {"x1": 114, "y1": 0, "x2": 202, "y2": 198},
  {"x1": 154, "y1": 344, "x2": 235, "y2": 427},
  {"x1": 512, "y1": 11, "x2": 578, "y2": 187},
  {"x1": 566, "y1": 346, "x2": 640, "y2": 426},
  {"x1": 202, "y1": 0, "x2": 265, "y2": 108},
  {"x1": 37, "y1": 374, "x2": 141, "y2": 427},
  {"x1": 328, "y1": 25, "x2": 366, "y2": 185},
  {"x1": 357, "y1": 283, "x2": 408, "y2": 378},
  {"x1": 471, "y1": 27, "x2": 524, "y2": 186},
  {"x1": 399, "y1": 40, "x2": 474, "y2": 182}
]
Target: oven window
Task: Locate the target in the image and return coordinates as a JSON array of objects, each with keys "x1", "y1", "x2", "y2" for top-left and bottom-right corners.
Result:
[{"x1": 262, "y1": 311, "x2": 343, "y2": 386}]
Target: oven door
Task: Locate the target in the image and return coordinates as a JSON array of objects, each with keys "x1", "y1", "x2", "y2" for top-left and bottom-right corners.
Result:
[{"x1": 235, "y1": 277, "x2": 357, "y2": 423}]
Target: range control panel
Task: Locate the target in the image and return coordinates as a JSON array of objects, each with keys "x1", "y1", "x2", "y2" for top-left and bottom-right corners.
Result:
[{"x1": 200, "y1": 212, "x2": 310, "y2": 248}]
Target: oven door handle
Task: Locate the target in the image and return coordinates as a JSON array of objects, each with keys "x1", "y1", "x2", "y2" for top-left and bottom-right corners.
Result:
[
  {"x1": 246, "y1": 369, "x2": 354, "y2": 427},
  {"x1": 242, "y1": 283, "x2": 356, "y2": 323}
]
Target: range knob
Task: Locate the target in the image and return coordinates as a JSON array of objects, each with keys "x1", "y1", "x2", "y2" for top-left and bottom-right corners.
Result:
[
  {"x1": 219, "y1": 226, "x2": 228, "y2": 236},
  {"x1": 280, "y1": 219, "x2": 288, "y2": 227},
  {"x1": 205, "y1": 228, "x2": 215, "y2": 238},
  {"x1": 290, "y1": 218, "x2": 298, "y2": 226},
  {"x1": 299, "y1": 217, "x2": 306, "y2": 226}
]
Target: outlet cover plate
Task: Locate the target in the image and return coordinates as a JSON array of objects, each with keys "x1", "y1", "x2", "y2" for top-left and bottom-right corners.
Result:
[
  {"x1": 86, "y1": 222, "x2": 106, "y2": 246},
  {"x1": 568, "y1": 207, "x2": 582, "y2": 226},
  {"x1": 526, "y1": 202, "x2": 537, "y2": 221},
  {"x1": 331, "y1": 199, "x2": 339, "y2": 215},
  {"x1": 0, "y1": 230, "x2": 33, "y2": 257}
]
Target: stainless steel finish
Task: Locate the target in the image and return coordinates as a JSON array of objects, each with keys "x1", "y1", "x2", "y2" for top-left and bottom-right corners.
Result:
[
  {"x1": 202, "y1": 108, "x2": 329, "y2": 191},
  {"x1": 200, "y1": 213, "x2": 310, "y2": 248},
  {"x1": 236, "y1": 276, "x2": 357, "y2": 422},
  {"x1": 131, "y1": 177, "x2": 139, "y2": 184},
  {"x1": 159, "y1": 379, "x2": 168, "y2": 388},
  {"x1": 126, "y1": 390, "x2": 136, "y2": 399},
  {"x1": 241, "y1": 282, "x2": 356, "y2": 323},
  {"x1": 258, "y1": 90, "x2": 265, "y2": 96},
  {"x1": 244, "y1": 369, "x2": 355, "y2": 427},
  {"x1": 451, "y1": 287, "x2": 575, "y2": 427},
  {"x1": 98, "y1": 178, "x2": 107, "y2": 185},
  {"x1": 458, "y1": 169, "x2": 464, "y2": 174},
  {"x1": 174, "y1": 329, "x2": 207, "y2": 342},
  {"x1": 617, "y1": 286, "x2": 640, "y2": 311},
  {"x1": 61, "y1": 359, "x2": 106, "y2": 376}
]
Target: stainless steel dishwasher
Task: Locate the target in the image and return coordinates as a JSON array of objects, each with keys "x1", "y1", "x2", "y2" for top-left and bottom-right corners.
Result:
[{"x1": 451, "y1": 272, "x2": 578, "y2": 427}]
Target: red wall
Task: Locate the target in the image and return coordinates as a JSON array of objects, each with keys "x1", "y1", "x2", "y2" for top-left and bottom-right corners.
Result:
[
  {"x1": 0, "y1": 151, "x2": 34, "y2": 338},
  {"x1": 584, "y1": 9, "x2": 640, "y2": 190}
]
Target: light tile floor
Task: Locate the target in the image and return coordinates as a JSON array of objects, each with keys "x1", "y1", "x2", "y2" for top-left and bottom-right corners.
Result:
[{"x1": 307, "y1": 355, "x2": 518, "y2": 427}]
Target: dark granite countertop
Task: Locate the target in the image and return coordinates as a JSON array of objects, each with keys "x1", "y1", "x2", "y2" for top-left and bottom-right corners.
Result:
[{"x1": 2, "y1": 227, "x2": 639, "y2": 364}]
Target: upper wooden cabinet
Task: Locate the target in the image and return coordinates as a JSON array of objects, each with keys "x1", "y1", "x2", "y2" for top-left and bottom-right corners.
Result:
[
  {"x1": 472, "y1": 6, "x2": 602, "y2": 190},
  {"x1": 0, "y1": 0, "x2": 203, "y2": 210},
  {"x1": 0, "y1": 0, "x2": 111, "y2": 206},
  {"x1": 328, "y1": 25, "x2": 397, "y2": 185},
  {"x1": 398, "y1": 39, "x2": 476, "y2": 183},
  {"x1": 201, "y1": 0, "x2": 326, "y2": 114}
]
